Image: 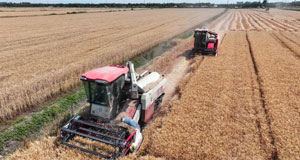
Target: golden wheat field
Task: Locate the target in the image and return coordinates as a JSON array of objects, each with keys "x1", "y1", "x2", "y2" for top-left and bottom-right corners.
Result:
[
  {"x1": 139, "y1": 10, "x2": 300, "y2": 160},
  {"x1": 0, "y1": 8, "x2": 224, "y2": 121},
  {"x1": 4, "y1": 8, "x2": 300, "y2": 160},
  {"x1": 141, "y1": 31, "x2": 300, "y2": 159},
  {"x1": 0, "y1": 7, "x2": 146, "y2": 17}
]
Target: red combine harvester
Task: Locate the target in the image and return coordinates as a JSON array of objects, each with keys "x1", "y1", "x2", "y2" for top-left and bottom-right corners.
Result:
[
  {"x1": 192, "y1": 28, "x2": 219, "y2": 56},
  {"x1": 60, "y1": 61, "x2": 166, "y2": 159}
]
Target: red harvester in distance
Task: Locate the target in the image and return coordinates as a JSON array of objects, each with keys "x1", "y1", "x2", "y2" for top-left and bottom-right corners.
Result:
[{"x1": 192, "y1": 28, "x2": 219, "y2": 56}]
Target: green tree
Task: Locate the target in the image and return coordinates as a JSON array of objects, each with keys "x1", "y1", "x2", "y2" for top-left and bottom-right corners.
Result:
[{"x1": 262, "y1": 0, "x2": 268, "y2": 7}]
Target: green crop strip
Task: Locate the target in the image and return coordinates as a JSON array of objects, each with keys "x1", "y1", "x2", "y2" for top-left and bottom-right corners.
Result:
[{"x1": 0, "y1": 87, "x2": 86, "y2": 150}]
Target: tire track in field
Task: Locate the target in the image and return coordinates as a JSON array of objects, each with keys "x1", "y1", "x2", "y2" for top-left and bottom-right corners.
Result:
[
  {"x1": 270, "y1": 33, "x2": 300, "y2": 60},
  {"x1": 246, "y1": 32, "x2": 279, "y2": 160},
  {"x1": 239, "y1": 31, "x2": 273, "y2": 159}
]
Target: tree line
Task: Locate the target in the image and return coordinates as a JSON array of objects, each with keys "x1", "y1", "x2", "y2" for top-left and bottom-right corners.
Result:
[
  {"x1": 0, "y1": 2, "x2": 215, "y2": 8},
  {"x1": 0, "y1": 1, "x2": 299, "y2": 8}
]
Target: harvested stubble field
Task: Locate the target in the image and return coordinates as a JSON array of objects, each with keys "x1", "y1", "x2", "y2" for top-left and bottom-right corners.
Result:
[
  {"x1": 136, "y1": 10, "x2": 300, "y2": 159},
  {"x1": 223, "y1": 9, "x2": 300, "y2": 31},
  {"x1": 141, "y1": 32, "x2": 300, "y2": 160},
  {"x1": 4, "y1": 9, "x2": 300, "y2": 160},
  {"x1": 0, "y1": 8, "x2": 224, "y2": 121},
  {"x1": 247, "y1": 31, "x2": 300, "y2": 159},
  {"x1": 141, "y1": 31, "x2": 274, "y2": 160}
]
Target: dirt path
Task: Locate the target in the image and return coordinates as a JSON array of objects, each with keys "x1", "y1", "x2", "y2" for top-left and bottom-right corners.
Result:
[
  {"x1": 136, "y1": 38, "x2": 193, "y2": 106},
  {"x1": 159, "y1": 49, "x2": 191, "y2": 105}
]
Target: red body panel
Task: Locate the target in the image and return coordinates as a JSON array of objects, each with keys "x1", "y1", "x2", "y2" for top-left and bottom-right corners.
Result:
[
  {"x1": 207, "y1": 43, "x2": 214, "y2": 49},
  {"x1": 122, "y1": 130, "x2": 136, "y2": 155},
  {"x1": 82, "y1": 65, "x2": 129, "y2": 82},
  {"x1": 126, "y1": 106, "x2": 137, "y2": 119},
  {"x1": 144, "y1": 102, "x2": 155, "y2": 123}
]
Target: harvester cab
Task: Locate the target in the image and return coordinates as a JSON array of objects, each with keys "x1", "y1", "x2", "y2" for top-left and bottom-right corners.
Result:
[
  {"x1": 80, "y1": 65, "x2": 128, "y2": 121},
  {"x1": 60, "y1": 61, "x2": 166, "y2": 159},
  {"x1": 192, "y1": 28, "x2": 218, "y2": 56}
]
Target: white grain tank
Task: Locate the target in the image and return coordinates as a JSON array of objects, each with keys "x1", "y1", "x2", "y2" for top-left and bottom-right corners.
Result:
[{"x1": 137, "y1": 72, "x2": 166, "y2": 123}]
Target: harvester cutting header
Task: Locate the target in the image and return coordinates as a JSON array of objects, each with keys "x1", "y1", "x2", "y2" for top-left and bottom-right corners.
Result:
[{"x1": 60, "y1": 61, "x2": 166, "y2": 159}]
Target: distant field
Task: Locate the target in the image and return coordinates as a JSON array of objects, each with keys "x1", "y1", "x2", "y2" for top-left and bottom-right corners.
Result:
[
  {"x1": 224, "y1": 9, "x2": 300, "y2": 31},
  {"x1": 0, "y1": 8, "x2": 225, "y2": 121},
  {"x1": 0, "y1": 7, "x2": 144, "y2": 17}
]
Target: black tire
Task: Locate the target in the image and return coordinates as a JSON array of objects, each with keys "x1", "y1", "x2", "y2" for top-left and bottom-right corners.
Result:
[{"x1": 190, "y1": 49, "x2": 196, "y2": 58}]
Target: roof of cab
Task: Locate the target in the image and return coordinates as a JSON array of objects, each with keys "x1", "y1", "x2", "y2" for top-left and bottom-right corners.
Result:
[{"x1": 81, "y1": 65, "x2": 129, "y2": 82}]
